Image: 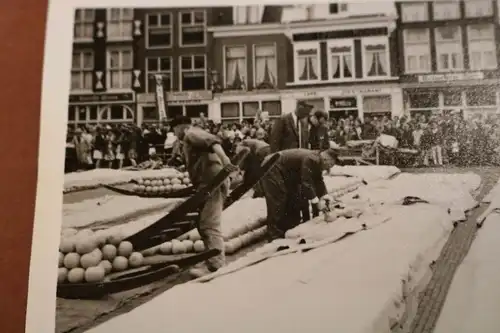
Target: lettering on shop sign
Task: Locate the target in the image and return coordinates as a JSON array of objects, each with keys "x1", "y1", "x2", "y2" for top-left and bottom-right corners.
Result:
[
  {"x1": 167, "y1": 90, "x2": 213, "y2": 102},
  {"x1": 340, "y1": 88, "x2": 382, "y2": 96},
  {"x1": 69, "y1": 93, "x2": 134, "y2": 104},
  {"x1": 330, "y1": 97, "x2": 357, "y2": 109},
  {"x1": 418, "y1": 72, "x2": 484, "y2": 83}
]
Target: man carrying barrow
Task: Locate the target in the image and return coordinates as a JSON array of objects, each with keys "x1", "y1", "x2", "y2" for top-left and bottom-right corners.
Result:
[
  {"x1": 170, "y1": 116, "x2": 237, "y2": 278},
  {"x1": 234, "y1": 138, "x2": 271, "y2": 198},
  {"x1": 260, "y1": 148, "x2": 339, "y2": 241}
]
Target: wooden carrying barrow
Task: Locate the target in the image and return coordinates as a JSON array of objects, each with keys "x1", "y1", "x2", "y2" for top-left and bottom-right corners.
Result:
[{"x1": 57, "y1": 151, "x2": 280, "y2": 299}]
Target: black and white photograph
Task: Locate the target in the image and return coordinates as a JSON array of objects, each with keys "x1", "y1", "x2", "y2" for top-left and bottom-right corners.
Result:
[{"x1": 26, "y1": 0, "x2": 500, "y2": 332}]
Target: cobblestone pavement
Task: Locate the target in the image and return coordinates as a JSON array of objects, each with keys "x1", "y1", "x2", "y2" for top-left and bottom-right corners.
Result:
[{"x1": 404, "y1": 167, "x2": 500, "y2": 333}]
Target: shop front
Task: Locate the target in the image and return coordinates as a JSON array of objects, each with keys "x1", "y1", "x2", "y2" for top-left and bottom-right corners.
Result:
[
  {"x1": 212, "y1": 92, "x2": 283, "y2": 124},
  {"x1": 281, "y1": 84, "x2": 403, "y2": 121},
  {"x1": 67, "y1": 92, "x2": 136, "y2": 126},
  {"x1": 136, "y1": 90, "x2": 213, "y2": 125},
  {"x1": 402, "y1": 72, "x2": 500, "y2": 120}
]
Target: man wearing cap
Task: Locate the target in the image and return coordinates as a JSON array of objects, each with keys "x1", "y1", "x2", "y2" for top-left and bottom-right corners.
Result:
[
  {"x1": 170, "y1": 115, "x2": 236, "y2": 278},
  {"x1": 269, "y1": 101, "x2": 313, "y2": 153},
  {"x1": 260, "y1": 148, "x2": 339, "y2": 240}
]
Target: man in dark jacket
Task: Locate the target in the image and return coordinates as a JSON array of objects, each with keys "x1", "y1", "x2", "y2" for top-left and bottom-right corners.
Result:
[
  {"x1": 260, "y1": 148, "x2": 338, "y2": 240},
  {"x1": 235, "y1": 138, "x2": 271, "y2": 198},
  {"x1": 269, "y1": 102, "x2": 313, "y2": 153},
  {"x1": 309, "y1": 109, "x2": 330, "y2": 151}
]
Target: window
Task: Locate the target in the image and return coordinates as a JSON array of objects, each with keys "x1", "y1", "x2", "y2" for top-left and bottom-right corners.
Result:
[
  {"x1": 466, "y1": 87, "x2": 496, "y2": 106},
  {"x1": 468, "y1": 24, "x2": 497, "y2": 70},
  {"x1": 403, "y1": 29, "x2": 431, "y2": 73},
  {"x1": 363, "y1": 38, "x2": 389, "y2": 77},
  {"x1": 363, "y1": 95, "x2": 392, "y2": 114},
  {"x1": 408, "y1": 92, "x2": 439, "y2": 109},
  {"x1": 71, "y1": 51, "x2": 93, "y2": 91},
  {"x1": 107, "y1": 8, "x2": 133, "y2": 40},
  {"x1": 443, "y1": 90, "x2": 462, "y2": 107},
  {"x1": 179, "y1": 10, "x2": 206, "y2": 47},
  {"x1": 142, "y1": 106, "x2": 159, "y2": 121},
  {"x1": 329, "y1": 2, "x2": 348, "y2": 14},
  {"x1": 100, "y1": 105, "x2": 134, "y2": 122},
  {"x1": 180, "y1": 55, "x2": 206, "y2": 91},
  {"x1": 221, "y1": 103, "x2": 241, "y2": 122},
  {"x1": 107, "y1": 48, "x2": 133, "y2": 90},
  {"x1": 146, "y1": 57, "x2": 172, "y2": 93},
  {"x1": 243, "y1": 102, "x2": 259, "y2": 119},
  {"x1": 433, "y1": 1, "x2": 460, "y2": 20},
  {"x1": 71, "y1": 106, "x2": 99, "y2": 124},
  {"x1": 295, "y1": 43, "x2": 320, "y2": 82},
  {"x1": 224, "y1": 46, "x2": 247, "y2": 90},
  {"x1": 261, "y1": 101, "x2": 282, "y2": 117},
  {"x1": 401, "y1": 3, "x2": 428, "y2": 22},
  {"x1": 146, "y1": 12, "x2": 172, "y2": 48},
  {"x1": 74, "y1": 9, "x2": 94, "y2": 40},
  {"x1": 328, "y1": 40, "x2": 354, "y2": 80},
  {"x1": 186, "y1": 105, "x2": 208, "y2": 119},
  {"x1": 253, "y1": 44, "x2": 277, "y2": 89},
  {"x1": 234, "y1": 6, "x2": 261, "y2": 24},
  {"x1": 435, "y1": 26, "x2": 463, "y2": 72},
  {"x1": 465, "y1": 0, "x2": 493, "y2": 17}
]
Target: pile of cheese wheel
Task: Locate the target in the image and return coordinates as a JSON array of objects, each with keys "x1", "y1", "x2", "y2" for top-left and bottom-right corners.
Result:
[
  {"x1": 141, "y1": 218, "x2": 268, "y2": 258},
  {"x1": 132, "y1": 172, "x2": 192, "y2": 195},
  {"x1": 58, "y1": 228, "x2": 145, "y2": 284}
]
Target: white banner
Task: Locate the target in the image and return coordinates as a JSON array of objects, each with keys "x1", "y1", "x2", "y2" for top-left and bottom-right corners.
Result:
[{"x1": 155, "y1": 75, "x2": 167, "y2": 120}]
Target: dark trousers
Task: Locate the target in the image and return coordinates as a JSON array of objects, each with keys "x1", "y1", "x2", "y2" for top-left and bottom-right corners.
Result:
[{"x1": 261, "y1": 171, "x2": 302, "y2": 240}]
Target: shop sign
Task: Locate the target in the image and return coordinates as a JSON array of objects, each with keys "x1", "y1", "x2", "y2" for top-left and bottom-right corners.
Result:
[
  {"x1": 330, "y1": 97, "x2": 357, "y2": 109},
  {"x1": 69, "y1": 92, "x2": 134, "y2": 105},
  {"x1": 166, "y1": 90, "x2": 213, "y2": 102},
  {"x1": 340, "y1": 88, "x2": 382, "y2": 96},
  {"x1": 418, "y1": 72, "x2": 484, "y2": 83}
]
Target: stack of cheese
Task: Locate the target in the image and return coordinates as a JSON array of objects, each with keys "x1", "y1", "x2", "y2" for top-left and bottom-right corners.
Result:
[
  {"x1": 58, "y1": 227, "x2": 145, "y2": 285},
  {"x1": 64, "y1": 168, "x2": 180, "y2": 193}
]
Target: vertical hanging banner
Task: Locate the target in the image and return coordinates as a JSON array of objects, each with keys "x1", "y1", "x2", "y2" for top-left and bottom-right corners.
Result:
[{"x1": 154, "y1": 74, "x2": 167, "y2": 120}]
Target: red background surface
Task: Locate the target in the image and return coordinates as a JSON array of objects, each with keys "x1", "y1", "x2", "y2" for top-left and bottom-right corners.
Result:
[{"x1": 0, "y1": 0, "x2": 48, "y2": 332}]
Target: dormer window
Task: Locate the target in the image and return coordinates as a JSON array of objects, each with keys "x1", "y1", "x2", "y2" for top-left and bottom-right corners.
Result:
[{"x1": 329, "y1": 2, "x2": 348, "y2": 15}]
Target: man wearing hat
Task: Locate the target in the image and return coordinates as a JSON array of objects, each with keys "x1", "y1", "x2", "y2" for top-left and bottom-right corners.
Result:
[
  {"x1": 170, "y1": 115, "x2": 236, "y2": 278},
  {"x1": 260, "y1": 148, "x2": 339, "y2": 240},
  {"x1": 269, "y1": 101, "x2": 313, "y2": 153}
]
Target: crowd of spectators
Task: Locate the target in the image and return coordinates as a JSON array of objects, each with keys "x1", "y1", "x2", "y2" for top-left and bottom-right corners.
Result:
[{"x1": 65, "y1": 109, "x2": 500, "y2": 173}]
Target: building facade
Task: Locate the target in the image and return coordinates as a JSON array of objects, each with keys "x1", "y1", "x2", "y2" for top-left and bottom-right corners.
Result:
[
  {"x1": 134, "y1": 7, "x2": 233, "y2": 125},
  {"x1": 208, "y1": 6, "x2": 287, "y2": 123},
  {"x1": 208, "y1": 3, "x2": 402, "y2": 122},
  {"x1": 281, "y1": 2, "x2": 402, "y2": 121},
  {"x1": 69, "y1": 8, "x2": 143, "y2": 126},
  {"x1": 396, "y1": 0, "x2": 500, "y2": 119}
]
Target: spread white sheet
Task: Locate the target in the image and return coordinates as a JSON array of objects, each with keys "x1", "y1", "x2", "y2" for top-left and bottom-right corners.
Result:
[
  {"x1": 62, "y1": 196, "x2": 184, "y2": 229},
  {"x1": 434, "y1": 211, "x2": 500, "y2": 333},
  {"x1": 86, "y1": 204, "x2": 453, "y2": 333}
]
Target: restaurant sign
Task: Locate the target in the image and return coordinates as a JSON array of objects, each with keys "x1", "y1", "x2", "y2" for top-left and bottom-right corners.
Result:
[
  {"x1": 69, "y1": 92, "x2": 135, "y2": 105},
  {"x1": 418, "y1": 72, "x2": 484, "y2": 83}
]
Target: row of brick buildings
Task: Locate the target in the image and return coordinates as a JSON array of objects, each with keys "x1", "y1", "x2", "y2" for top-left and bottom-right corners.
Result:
[{"x1": 68, "y1": 1, "x2": 500, "y2": 126}]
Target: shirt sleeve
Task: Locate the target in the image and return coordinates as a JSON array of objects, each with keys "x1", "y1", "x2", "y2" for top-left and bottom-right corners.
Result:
[{"x1": 184, "y1": 128, "x2": 222, "y2": 151}]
